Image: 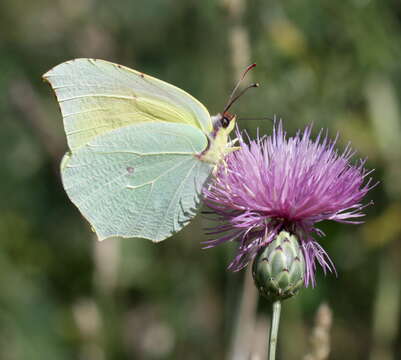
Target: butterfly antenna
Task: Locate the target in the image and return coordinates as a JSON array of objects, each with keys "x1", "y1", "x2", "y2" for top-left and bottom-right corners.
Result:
[
  {"x1": 224, "y1": 83, "x2": 259, "y2": 113},
  {"x1": 223, "y1": 63, "x2": 257, "y2": 113}
]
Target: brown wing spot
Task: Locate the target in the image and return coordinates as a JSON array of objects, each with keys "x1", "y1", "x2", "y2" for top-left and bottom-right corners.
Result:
[
  {"x1": 126, "y1": 166, "x2": 135, "y2": 174},
  {"x1": 139, "y1": 73, "x2": 145, "y2": 79}
]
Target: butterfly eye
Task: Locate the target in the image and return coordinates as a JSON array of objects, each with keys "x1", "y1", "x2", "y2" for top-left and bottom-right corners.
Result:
[{"x1": 221, "y1": 116, "x2": 230, "y2": 128}]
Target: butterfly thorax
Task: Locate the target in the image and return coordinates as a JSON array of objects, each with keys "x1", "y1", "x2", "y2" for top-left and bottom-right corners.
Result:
[{"x1": 198, "y1": 112, "x2": 238, "y2": 165}]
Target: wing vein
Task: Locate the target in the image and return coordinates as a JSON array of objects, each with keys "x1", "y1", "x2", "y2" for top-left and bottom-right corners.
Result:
[{"x1": 59, "y1": 94, "x2": 135, "y2": 102}]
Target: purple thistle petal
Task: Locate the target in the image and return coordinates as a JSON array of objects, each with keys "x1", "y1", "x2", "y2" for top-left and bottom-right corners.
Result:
[{"x1": 202, "y1": 121, "x2": 376, "y2": 286}]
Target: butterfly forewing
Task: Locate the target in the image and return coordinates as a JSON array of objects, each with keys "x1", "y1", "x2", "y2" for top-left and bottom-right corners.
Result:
[{"x1": 43, "y1": 58, "x2": 213, "y2": 151}]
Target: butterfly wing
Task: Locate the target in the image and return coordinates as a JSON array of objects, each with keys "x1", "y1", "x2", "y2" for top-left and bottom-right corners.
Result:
[
  {"x1": 62, "y1": 122, "x2": 213, "y2": 242},
  {"x1": 43, "y1": 58, "x2": 213, "y2": 151}
]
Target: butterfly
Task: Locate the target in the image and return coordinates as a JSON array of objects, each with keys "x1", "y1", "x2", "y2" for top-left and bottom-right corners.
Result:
[{"x1": 43, "y1": 58, "x2": 256, "y2": 242}]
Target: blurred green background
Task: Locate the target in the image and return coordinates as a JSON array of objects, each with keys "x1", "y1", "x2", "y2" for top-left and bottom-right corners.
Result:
[{"x1": 1, "y1": 0, "x2": 400, "y2": 359}]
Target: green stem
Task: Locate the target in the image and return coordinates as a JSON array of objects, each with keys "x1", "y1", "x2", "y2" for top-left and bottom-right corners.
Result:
[{"x1": 268, "y1": 300, "x2": 282, "y2": 360}]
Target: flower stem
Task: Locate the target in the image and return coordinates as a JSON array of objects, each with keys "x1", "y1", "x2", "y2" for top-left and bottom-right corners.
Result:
[{"x1": 268, "y1": 300, "x2": 282, "y2": 360}]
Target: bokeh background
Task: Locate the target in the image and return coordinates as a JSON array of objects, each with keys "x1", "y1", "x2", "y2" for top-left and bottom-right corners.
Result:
[{"x1": 1, "y1": 0, "x2": 401, "y2": 359}]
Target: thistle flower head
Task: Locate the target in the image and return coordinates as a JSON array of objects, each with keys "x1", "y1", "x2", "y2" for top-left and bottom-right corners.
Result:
[{"x1": 203, "y1": 122, "x2": 375, "y2": 286}]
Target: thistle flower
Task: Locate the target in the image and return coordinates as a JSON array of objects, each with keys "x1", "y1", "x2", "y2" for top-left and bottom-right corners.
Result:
[{"x1": 203, "y1": 122, "x2": 374, "y2": 286}]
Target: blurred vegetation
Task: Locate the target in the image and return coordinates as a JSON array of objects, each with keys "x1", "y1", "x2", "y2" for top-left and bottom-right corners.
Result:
[{"x1": 1, "y1": 0, "x2": 400, "y2": 359}]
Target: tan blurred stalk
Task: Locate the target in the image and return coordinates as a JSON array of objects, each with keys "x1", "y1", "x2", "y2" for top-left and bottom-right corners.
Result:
[
  {"x1": 228, "y1": 266, "x2": 259, "y2": 360},
  {"x1": 365, "y1": 75, "x2": 401, "y2": 360},
  {"x1": 72, "y1": 298, "x2": 105, "y2": 360},
  {"x1": 9, "y1": 77, "x2": 65, "y2": 173},
  {"x1": 92, "y1": 238, "x2": 122, "y2": 359},
  {"x1": 250, "y1": 315, "x2": 269, "y2": 360},
  {"x1": 93, "y1": 237, "x2": 120, "y2": 295},
  {"x1": 303, "y1": 303, "x2": 333, "y2": 360},
  {"x1": 280, "y1": 298, "x2": 307, "y2": 359},
  {"x1": 222, "y1": 0, "x2": 253, "y2": 85},
  {"x1": 221, "y1": 1, "x2": 260, "y2": 359}
]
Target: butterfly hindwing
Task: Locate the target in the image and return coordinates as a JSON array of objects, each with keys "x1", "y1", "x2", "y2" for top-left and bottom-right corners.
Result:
[{"x1": 61, "y1": 122, "x2": 213, "y2": 242}]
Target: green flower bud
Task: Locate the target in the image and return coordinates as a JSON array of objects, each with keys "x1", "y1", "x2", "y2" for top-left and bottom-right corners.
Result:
[{"x1": 252, "y1": 231, "x2": 305, "y2": 301}]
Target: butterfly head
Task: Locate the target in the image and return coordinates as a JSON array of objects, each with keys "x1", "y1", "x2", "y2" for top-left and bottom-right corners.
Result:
[
  {"x1": 199, "y1": 112, "x2": 237, "y2": 165},
  {"x1": 212, "y1": 111, "x2": 236, "y2": 132}
]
